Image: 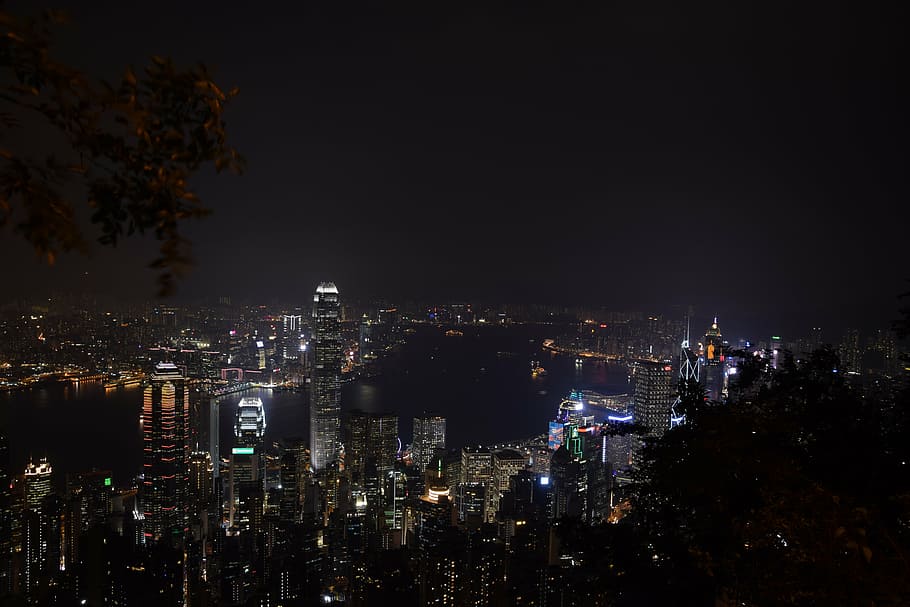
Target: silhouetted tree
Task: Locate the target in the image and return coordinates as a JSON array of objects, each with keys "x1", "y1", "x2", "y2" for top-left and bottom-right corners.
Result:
[
  {"x1": 591, "y1": 347, "x2": 910, "y2": 606},
  {"x1": 1, "y1": 6, "x2": 243, "y2": 294}
]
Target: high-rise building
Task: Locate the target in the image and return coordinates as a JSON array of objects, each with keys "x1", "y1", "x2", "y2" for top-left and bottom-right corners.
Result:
[
  {"x1": 412, "y1": 414, "x2": 446, "y2": 472},
  {"x1": 229, "y1": 397, "x2": 266, "y2": 531},
  {"x1": 701, "y1": 318, "x2": 725, "y2": 402},
  {"x1": 311, "y1": 282, "x2": 342, "y2": 472},
  {"x1": 25, "y1": 458, "x2": 53, "y2": 511},
  {"x1": 344, "y1": 410, "x2": 399, "y2": 485},
  {"x1": 0, "y1": 431, "x2": 11, "y2": 595},
  {"x1": 631, "y1": 360, "x2": 674, "y2": 468},
  {"x1": 839, "y1": 328, "x2": 862, "y2": 375},
  {"x1": 671, "y1": 318, "x2": 700, "y2": 427},
  {"x1": 279, "y1": 438, "x2": 308, "y2": 524},
  {"x1": 281, "y1": 314, "x2": 303, "y2": 361},
  {"x1": 487, "y1": 449, "x2": 527, "y2": 522},
  {"x1": 141, "y1": 362, "x2": 190, "y2": 542},
  {"x1": 460, "y1": 446, "x2": 493, "y2": 486},
  {"x1": 23, "y1": 458, "x2": 54, "y2": 598},
  {"x1": 188, "y1": 451, "x2": 213, "y2": 521}
]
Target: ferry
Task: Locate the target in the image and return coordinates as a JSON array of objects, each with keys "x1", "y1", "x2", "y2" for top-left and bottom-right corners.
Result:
[
  {"x1": 104, "y1": 372, "x2": 145, "y2": 389},
  {"x1": 530, "y1": 361, "x2": 548, "y2": 377}
]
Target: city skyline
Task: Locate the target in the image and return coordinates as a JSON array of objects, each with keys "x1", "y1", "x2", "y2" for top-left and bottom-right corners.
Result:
[{"x1": 1, "y1": 2, "x2": 907, "y2": 604}]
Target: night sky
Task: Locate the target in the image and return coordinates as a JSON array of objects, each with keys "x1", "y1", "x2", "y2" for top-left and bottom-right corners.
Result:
[{"x1": 2, "y1": 1, "x2": 907, "y2": 339}]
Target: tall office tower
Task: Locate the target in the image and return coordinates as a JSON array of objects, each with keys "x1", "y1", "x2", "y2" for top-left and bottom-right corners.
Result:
[
  {"x1": 383, "y1": 469, "x2": 408, "y2": 548},
  {"x1": 839, "y1": 328, "x2": 862, "y2": 374},
  {"x1": 229, "y1": 397, "x2": 266, "y2": 531},
  {"x1": 0, "y1": 431, "x2": 11, "y2": 596},
  {"x1": 188, "y1": 451, "x2": 213, "y2": 521},
  {"x1": 208, "y1": 398, "x2": 220, "y2": 487},
  {"x1": 345, "y1": 410, "x2": 400, "y2": 538},
  {"x1": 460, "y1": 446, "x2": 493, "y2": 486},
  {"x1": 25, "y1": 458, "x2": 53, "y2": 511},
  {"x1": 550, "y1": 443, "x2": 586, "y2": 521},
  {"x1": 141, "y1": 362, "x2": 190, "y2": 542},
  {"x1": 23, "y1": 458, "x2": 53, "y2": 597},
  {"x1": 411, "y1": 414, "x2": 446, "y2": 472},
  {"x1": 579, "y1": 426, "x2": 610, "y2": 522},
  {"x1": 701, "y1": 318, "x2": 725, "y2": 402},
  {"x1": 311, "y1": 282, "x2": 342, "y2": 472},
  {"x1": 487, "y1": 449, "x2": 527, "y2": 522},
  {"x1": 64, "y1": 470, "x2": 113, "y2": 540},
  {"x1": 631, "y1": 360, "x2": 674, "y2": 469},
  {"x1": 367, "y1": 413, "x2": 399, "y2": 477},
  {"x1": 281, "y1": 314, "x2": 303, "y2": 360},
  {"x1": 61, "y1": 470, "x2": 113, "y2": 573},
  {"x1": 671, "y1": 318, "x2": 700, "y2": 427},
  {"x1": 343, "y1": 410, "x2": 369, "y2": 488},
  {"x1": 279, "y1": 438, "x2": 308, "y2": 524}
]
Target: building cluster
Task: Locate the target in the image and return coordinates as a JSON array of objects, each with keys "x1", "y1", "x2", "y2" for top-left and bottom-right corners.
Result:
[{"x1": 1, "y1": 284, "x2": 906, "y2": 606}]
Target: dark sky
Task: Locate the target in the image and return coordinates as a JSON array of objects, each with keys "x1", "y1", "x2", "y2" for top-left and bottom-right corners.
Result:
[{"x1": 2, "y1": 1, "x2": 907, "y2": 340}]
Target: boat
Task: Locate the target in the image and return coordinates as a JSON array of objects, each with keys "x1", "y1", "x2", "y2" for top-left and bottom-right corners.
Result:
[
  {"x1": 445, "y1": 329, "x2": 464, "y2": 337},
  {"x1": 531, "y1": 361, "x2": 548, "y2": 377}
]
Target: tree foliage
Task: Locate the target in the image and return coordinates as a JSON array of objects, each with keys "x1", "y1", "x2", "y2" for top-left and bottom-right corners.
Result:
[
  {"x1": 0, "y1": 6, "x2": 243, "y2": 294},
  {"x1": 585, "y1": 348, "x2": 910, "y2": 606}
]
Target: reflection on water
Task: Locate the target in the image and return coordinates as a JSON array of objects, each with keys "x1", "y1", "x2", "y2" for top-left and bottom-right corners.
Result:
[{"x1": 3, "y1": 325, "x2": 631, "y2": 486}]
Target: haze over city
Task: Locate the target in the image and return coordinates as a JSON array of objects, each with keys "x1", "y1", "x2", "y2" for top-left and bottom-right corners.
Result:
[{"x1": 1, "y1": 0, "x2": 906, "y2": 340}]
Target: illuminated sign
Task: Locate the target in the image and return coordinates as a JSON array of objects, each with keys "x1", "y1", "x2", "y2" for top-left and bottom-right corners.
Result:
[
  {"x1": 548, "y1": 421, "x2": 565, "y2": 451},
  {"x1": 232, "y1": 447, "x2": 255, "y2": 455},
  {"x1": 104, "y1": 477, "x2": 112, "y2": 487}
]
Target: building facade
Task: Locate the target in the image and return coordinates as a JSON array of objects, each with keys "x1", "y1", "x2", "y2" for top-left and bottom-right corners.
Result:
[
  {"x1": 141, "y1": 362, "x2": 190, "y2": 542},
  {"x1": 310, "y1": 282, "x2": 343, "y2": 472}
]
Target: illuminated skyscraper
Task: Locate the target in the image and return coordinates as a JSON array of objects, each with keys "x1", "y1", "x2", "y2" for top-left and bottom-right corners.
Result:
[
  {"x1": 310, "y1": 282, "x2": 342, "y2": 472},
  {"x1": 412, "y1": 414, "x2": 446, "y2": 472},
  {"x1": 487, "y1": 449, "x2": 527, "y2": 521},
  {"x1": 281, "y1": 314, "x2": 303, "y2": 361},
  {"x1": 631, "y1": 360, "x2": 674, "y2": 468},
  {"x1": 671, "y1": 318, "x2": 700, "y2": 427},
  {"x1": 701, "y1": 318, "x2": 725, "y2": 402},
  {"x1": 229, "y1": 397, "x2": 266, "y2": 531},
  {"x1": 25, "y1": 458, "x2": 53, "y2": 511},
  {"x1": 141, "y1": 362, "x2": 190, "y2": 542},
  {"x1": 23, "y1": 458, "x2": 54, "y2": 597}
]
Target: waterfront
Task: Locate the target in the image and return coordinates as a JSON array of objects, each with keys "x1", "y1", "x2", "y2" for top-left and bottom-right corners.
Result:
[{"x1": 2, "y1": 324, "x2": 630, "y2": 486}]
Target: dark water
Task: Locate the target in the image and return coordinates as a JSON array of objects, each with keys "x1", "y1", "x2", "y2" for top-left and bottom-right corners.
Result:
[{"x1": 2, "y1": 324, "x2": 630, "y2": 486}]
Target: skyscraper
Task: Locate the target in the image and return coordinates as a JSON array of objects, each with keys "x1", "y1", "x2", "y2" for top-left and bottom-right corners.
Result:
[
  {"x1": 0, "y1": 431, "x2": 10, "y2": 595},
  {"x1": 412, "y1": 414, "x2": 446, "y2": 472},
  {"x1": 671, "y1": 318, "x2": 700, "y2": 427},
  {"x1": 23, "y1": 458, "x2": 54, "y2": 598},
  {"x1": 344, "y1": 410, "x2": 399, "y2": 488},
  {"x1": 631, "y1": 360, "x2": 674, "y2": 468},
  {"x1": 229, "y1": 397, "x2": 266, "y2": 531},
  {"x1": 701, "y1": 318, "x2": 725, "y2": 402},
  {"x1": 310, "y1": 282, "x2": 342, "y2": 472},
  {"x1": 141, "y1": 362, "x2": 190, "y2": 542},
  {"x1": 281, "y1": 314, "x2": 303, "y2": 361}
]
